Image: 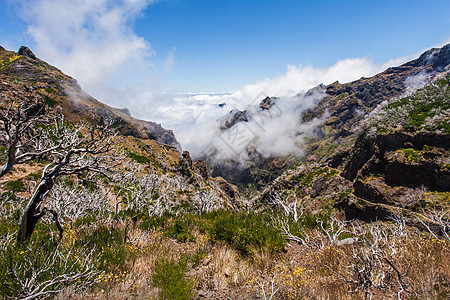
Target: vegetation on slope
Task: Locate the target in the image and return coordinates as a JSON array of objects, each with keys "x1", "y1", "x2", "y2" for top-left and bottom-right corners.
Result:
[{"x1": 0, "y1": 46, "x2": 448, "y2": 299}]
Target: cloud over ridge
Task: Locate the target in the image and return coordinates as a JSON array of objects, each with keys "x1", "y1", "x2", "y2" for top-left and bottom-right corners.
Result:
[{"x1": 17, "y1": 0, "x2": 418, "y2": 160}]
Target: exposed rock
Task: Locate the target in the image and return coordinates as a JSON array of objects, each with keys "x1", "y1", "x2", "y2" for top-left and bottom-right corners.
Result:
[
  {"x1": 178, "y1": 151, "x2": 193, "y2": 178},
  {"x1": 117, "y1": 107, "x2": 131, "y2": 116},
  {"x1": 259, "y1": 96, "x2": 277, "y2": 110},
  {"x1": 0, "y1": 45, "x2": 181, "y2": 150},
  {"x1": 335, "y1": 237, "x2": 359, "y2": 246},
  {"x1": 403, "y1": 43, "x2": 450, "y2": 71},
  {"x1": 219, "y1": 109, "x2": 248, "y2": 130},
  {"x1": 336, "y1": 196, "x2": 392, "y2": 222},
  {"x1": 18, "y1": 46, "x2": 37, "y2": 59},
  {"x1": 313, "y1": 43, "x2": 450, "y2": 138},
  {"x1": 214, "y1": 176, "x2": 241, "y2": 208},
  {"x1": 193, "y1": 160, "x2": 208, "y2": 179}
]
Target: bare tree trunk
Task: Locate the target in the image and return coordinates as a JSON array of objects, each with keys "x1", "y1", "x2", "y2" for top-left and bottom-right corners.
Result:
[
  {"x1": 0, "y1": 140, "x2": 18, "y2": 177},
  {"x1": 17, "y1": 173, "x2": 56, "y2": 243}
]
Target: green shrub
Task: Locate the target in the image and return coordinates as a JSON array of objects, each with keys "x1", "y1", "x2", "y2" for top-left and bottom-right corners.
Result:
[
  {"x1": 385, "y1": 74, "x2": 450, "y2": 133},
  {"x1": 166, "y1": 218, "x2": 195, "y2": 243},
  {"x1": 190, "y1": 247, "x2": 209, "y2": 268},
  {"x1": 206, "y1": 210, "x2": 285, "y2": 255},
  {"x1": 152, "y1": 257, "x2": 195, "y2": 300},
  {"x1": 127, "y1": 151, "x2": 151, "y2": 164},
  {"x1": 3, "y1": 180, "x2": 26, "y2": 192},
  {"x1": 77, "y1": 225, "x2": 138, "y2": 272},
  {"x1": 140, "y1": 213, "x2": 171, "y2": 231},
  {"x1": 0, "y1": 225, "x2": 92, "y2": 299},
  {"x1": 73, "y1": 211, "x2": 99, "y2": 228}
]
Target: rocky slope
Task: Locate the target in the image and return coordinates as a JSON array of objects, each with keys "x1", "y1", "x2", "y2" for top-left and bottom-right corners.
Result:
[
  {"x1": 0, "y1": 46, "x2": 180, "y2": 149},
  {"x1": 210, "y1": 44, "x2": 450, "y2": 192},
  {"x1": 255, "y1": 72, "x2": 449, "y2": 225},
  {"x1": 0, "y1": 45, "x2": 242, "y2": 210}
]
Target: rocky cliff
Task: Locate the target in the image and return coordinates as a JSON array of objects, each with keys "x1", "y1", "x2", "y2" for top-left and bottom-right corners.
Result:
[
  {"x1": 0, "y1": 46, "x2": 181, "y2": 150},
  {"x1": 210, "y1": 44, "x2": 450, "y2": 191},
  {"x1": 255, "y1": 72, "x2": 449, "y2": 225}
]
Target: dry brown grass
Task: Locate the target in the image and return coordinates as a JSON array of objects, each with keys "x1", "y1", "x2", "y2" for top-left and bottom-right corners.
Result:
[{"x1": 51, "y1": 220, "x2": 450, "y2": 300}]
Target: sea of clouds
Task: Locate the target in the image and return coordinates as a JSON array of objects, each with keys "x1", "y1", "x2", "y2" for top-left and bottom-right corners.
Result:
[{"x1": 15, "y1": 0, "x2": 424, "y2": 161}]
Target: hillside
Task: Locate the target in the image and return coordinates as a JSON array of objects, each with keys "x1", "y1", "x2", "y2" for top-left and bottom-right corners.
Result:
[
  {"x1": 0, "y1": 46, "x2": 181, "y2": 149},
  {"x1": 0, "y1": 45, "x2": 448, "y2": 299},
  {"x1": 210, "y1": 44, "x2": 450, "y2": 192}
]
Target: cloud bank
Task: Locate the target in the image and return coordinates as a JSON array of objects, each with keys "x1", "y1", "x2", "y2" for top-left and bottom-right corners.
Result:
[
  {"x1": 17, "y1": 0, "x2": 418, "y2": 161},
  {"x1": 21, "y1": 0, "x2": 157, "y2": 96},
  {"x1": 148, "y1": 57, "x2": 409, "y2": 159}
]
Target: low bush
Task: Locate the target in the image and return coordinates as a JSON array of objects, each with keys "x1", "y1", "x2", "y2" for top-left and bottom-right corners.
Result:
[
  {"x1": 77, "y1": 224, "x2": 138, "y2": 272},
  {"x1": 152, "y1": 257, "x2": 195, "y2": 300},
  {"x1": 0, "y1": 224, "x2": 94, "y2": 299},
  {"x1": 166, "y1": 217, "x2": 195, "y2": 243},
  {"x1": 206, "y1": 210, "x2": 285, "y2": 255}
]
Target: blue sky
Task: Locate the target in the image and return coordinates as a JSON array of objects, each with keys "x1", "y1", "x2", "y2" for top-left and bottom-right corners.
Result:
[
  {"x1": 0, "y1": 0, "x2": 450, "y2": 154},
  {"x1": 1, "y1": 0, "x2": 449, "y2": 93},
  {"x1": 137, "y1": 0, "x2": 450, "y2": 91}
]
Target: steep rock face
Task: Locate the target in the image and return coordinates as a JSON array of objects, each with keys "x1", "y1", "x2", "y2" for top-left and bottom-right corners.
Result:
[
  {"x1": 18, "y1": 46, "x2": 37, "y2": 59},
  {"x1": 209, "y1": 44, "x2": 450, "y2": 190},
  {"x1": 342, "y1": 131, "x2": 450, "y2": 188},
  {"x1": 313, "y1": 43, "x2": 450, "y2": 138},
  {"x1": 253, "y1": 165, "x2": 352, "y2": 214},
  {"x1": 0, "y1": 46, "x2": 181, "y2": 149},
  {"x1": 333, "y1": 129, "x2": 450, "y2": 219},
  {"x1": 218, "y1": 109, "x2": 248, "y2": 131}
]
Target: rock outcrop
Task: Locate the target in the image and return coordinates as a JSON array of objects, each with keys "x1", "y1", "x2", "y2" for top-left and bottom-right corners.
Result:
[{"x1": 18, "y1": 46, "x2": 37, "y2": 59}]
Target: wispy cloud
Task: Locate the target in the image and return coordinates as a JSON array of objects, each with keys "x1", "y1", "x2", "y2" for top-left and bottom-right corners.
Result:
[
  {"x1": 15, "y1": 0, "x2": 424, "y2": 160},
  {"x1": 20, "y1": 0, "x2": 157, "y2": 96},
  {"x1": 146, "y1": 56, "x2": 412, "y2": 158}
]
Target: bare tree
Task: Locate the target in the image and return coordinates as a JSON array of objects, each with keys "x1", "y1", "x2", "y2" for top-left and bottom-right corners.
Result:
[
  {"x1": 192, "y1": 188, "x2": 224, "y2": 214},
  {"x1": 328, "y1": 223, "x2": 409, "y2": 299},
  {"x1": 2, "y1": 233, "x2": 97, "y2": 300},
  {"x1": 417, "y1": 208, "x2": 450, "y2": 241},
  {"x1": 47, "y1": 181, "x2": 111, "y2": 220},
  {"x1": 0, "y1": 94, "x2": 54, "y2": 178},
  {"x1": 16, "y1": 118, "x2": 116, "y2": 243}
]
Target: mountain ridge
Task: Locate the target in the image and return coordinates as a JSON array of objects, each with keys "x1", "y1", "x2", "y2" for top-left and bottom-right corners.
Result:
[
  {"x1": 0, "y1": 46, "x2": 181, "y2": 150},
  {"x1": 0, "y1": 43, "x2": 448, "y2": 300},
  {"x1": 209, "y1": 44, "x2": 450, "y2": 190}
]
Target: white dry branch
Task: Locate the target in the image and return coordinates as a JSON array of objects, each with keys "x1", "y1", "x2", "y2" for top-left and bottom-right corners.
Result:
[
  {"x1": 3, "y1": 238, "x2": 97, "y2": 300},
  {"x1": 0, "y1": 95, "x2": 53, "y2": 178},
  {"x1": 17, "y1": 118, "x2": 117, "y2": 243},
  {"x1": 328, "y1": 222, "x2": 409, "y2": 300},
  {"x1": 47, "y1": 181, "x2": 110, "y2": 220},
  {"x1": 418, "y1": 208, "x2": 450, "y2": 241},
  {"x1": 257, "y1": 275, "x2": 279, "y2": 300}
]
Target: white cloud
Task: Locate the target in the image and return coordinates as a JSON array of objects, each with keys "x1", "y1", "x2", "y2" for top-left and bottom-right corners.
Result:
[
  {"x1": 17, "y1": 0, "x2": 423, "y2": 161},
  {"x1": 141, "y1": 56, "x2": 412, "y2": 159},
  {"x1": 21, "y1": 0, "x2": 156, "y2": 96}
]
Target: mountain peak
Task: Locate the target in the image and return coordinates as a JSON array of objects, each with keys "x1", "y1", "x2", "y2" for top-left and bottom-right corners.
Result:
[
  {"x1": 403, "y1": 43, "x2": 450, "y2": 71},
  {"x1": 18, "y1": 46, "x2": 37, "y2": 59}
]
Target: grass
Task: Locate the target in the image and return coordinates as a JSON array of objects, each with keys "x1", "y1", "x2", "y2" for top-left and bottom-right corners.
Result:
[
  {"x1": 152, "y1": 257, "x2": 195, "y2": 300},
  {"x1": 205, "y1": 210, "x2": 286, "y2": 255},
  {"x1": 0, "y1": 193, "x2": 448, "y2": 299},
  {"x1": 127, "y1": 151, "x2": 151, "y2": 164},
  {"x1": 3, "y1": 180, "x2": 26, "y2": 192}
]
